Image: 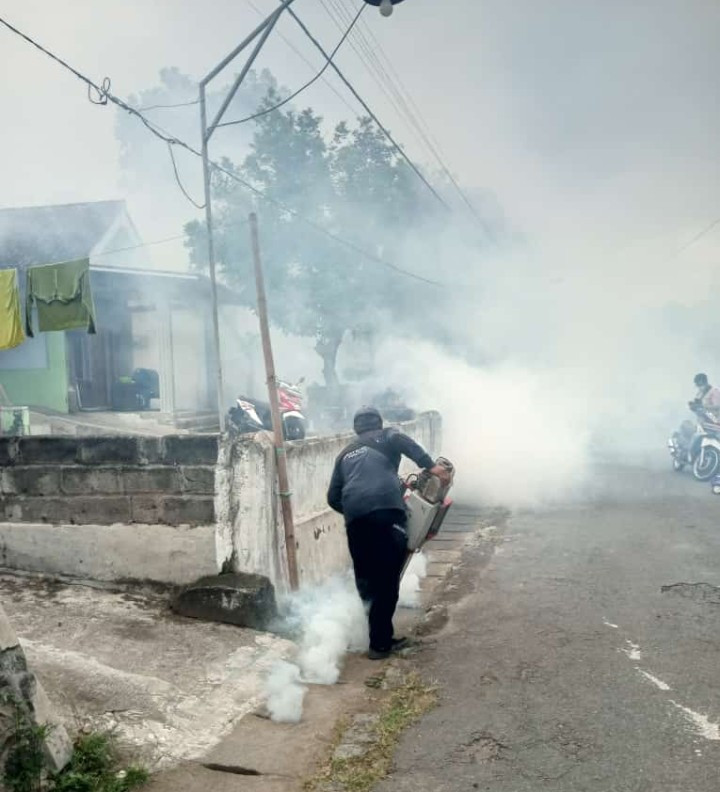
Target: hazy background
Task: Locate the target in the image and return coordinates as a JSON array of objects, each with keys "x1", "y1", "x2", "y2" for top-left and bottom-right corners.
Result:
[{"x1": 2, "y1": 0, "x2": 720, "y2": 505}]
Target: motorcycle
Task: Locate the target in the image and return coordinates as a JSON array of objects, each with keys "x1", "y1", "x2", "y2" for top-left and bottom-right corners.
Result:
[
  {"x1": 695, "y1": 431, "x2": 720, "y2": 481},
  {"x1": 228, "y1": 378, "x2": 307, "y2": 441},
  {"x1": 668, "y1": 400, "x2": 720, "y2": 480}
]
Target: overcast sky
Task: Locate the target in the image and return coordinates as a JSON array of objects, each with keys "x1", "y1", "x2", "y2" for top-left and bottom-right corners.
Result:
[{"x1": 2, "y1": 0, "x2": 720, "y2": 276}]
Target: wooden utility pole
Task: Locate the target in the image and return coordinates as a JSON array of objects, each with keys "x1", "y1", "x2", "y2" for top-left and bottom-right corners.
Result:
[{"x1": 249, "y1": 213, "x2": 300, "y2": 590}]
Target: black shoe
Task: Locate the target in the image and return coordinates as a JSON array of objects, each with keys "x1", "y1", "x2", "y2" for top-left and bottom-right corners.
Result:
[
  {"x1": 391, "y1": 637, "x2": 410, "y2": 652},
  {"x1": 368, "y1": 648, "x2": 391, "y2": 660}
]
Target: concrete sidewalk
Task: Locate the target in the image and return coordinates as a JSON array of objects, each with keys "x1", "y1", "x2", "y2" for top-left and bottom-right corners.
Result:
[
  {"x1": 0, "y1": 575, "x2": 293, "y2": 768},
  {"x1": 145, "y1": 505, "x2": 491, "y2": 791},
  {"x1": 1, "y1": 504, "x2": 489, "y2": 788}
]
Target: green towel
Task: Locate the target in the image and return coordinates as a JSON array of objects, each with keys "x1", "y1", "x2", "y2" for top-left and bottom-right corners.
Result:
[
  {"x1": 0, "y1": 269, "x2": 25, "y2": 351},
  {"x1": 26, "y1": 258, "x2": 96, "y2": 337}
]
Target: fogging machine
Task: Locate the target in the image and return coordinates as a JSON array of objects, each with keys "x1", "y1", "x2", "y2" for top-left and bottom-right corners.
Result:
[{"x1": 401, "y1": 457, "x2": 454, "y2": 577}]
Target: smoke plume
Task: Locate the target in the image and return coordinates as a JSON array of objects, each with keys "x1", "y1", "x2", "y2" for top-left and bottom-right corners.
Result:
[{"x1": 264, "y1": 575, "x2": 368, "y2": 723}]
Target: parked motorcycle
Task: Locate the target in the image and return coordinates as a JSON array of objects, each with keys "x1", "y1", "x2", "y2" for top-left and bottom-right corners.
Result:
[
  {"x1": 668, "y1": 400, "x2": 720, "y2": 480},
  {"x1": 228, "y1": 379, "x2": 307, "y2": 441}
]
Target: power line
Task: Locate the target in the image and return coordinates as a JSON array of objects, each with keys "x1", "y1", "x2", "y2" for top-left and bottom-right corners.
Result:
[
  {"x1": 329, "y1": 0, "x2": 491, "y2": 233},
  {"x1": 0, "y1": 14, "x2": 444, "y2": 288},
  {"x1": 136, "y1": 98, "x2": 200, "y2": 111},
  {"x1": 671, "y1": 216, "x2": 720, "y2": 259},
  {"x1": 323, "y1": 0, "x2": 476, "y2": 216},
  {"x1": 243, "y1": 0, "x2": 358, "y2": 117},
  {"x1": 166, "y1": 142, "x2": 206, "y2": 209},
  {"x1": 285, "y1": 7, "x2": 450, "y2": 210},
  {"x1": 17, "y1": 217, "x2": 254, "y2": 270},
  {"x1": 218, "y1": 4, "x2": 364, "y2": 128}
]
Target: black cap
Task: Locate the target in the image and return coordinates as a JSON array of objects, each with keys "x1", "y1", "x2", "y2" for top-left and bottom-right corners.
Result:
[
  {"x1": 353, "y1": 406, "x2": 383, "y2": 435},
  {"x1": 694, "y1": 373, "x2": 709, "y2": 387}
]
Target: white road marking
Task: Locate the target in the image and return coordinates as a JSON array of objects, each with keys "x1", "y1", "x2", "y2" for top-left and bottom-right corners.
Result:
[
  {"x1": 611, "y1": 628, "x2": 720, "y2": 744},
  {"x1": 670, "y1": 701, "x2": 720, "y2": 741},
  {"x1": 636, "y1": 668, "x2": 671, "y2": 691},
  {"x1": 620, "y1": 641, "x2": 642, "y2": 661}
]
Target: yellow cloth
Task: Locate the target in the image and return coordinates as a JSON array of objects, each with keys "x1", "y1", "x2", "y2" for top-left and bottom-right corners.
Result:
[{"x1": 0, "y1": 269, "x2": 25, "y2": 351}]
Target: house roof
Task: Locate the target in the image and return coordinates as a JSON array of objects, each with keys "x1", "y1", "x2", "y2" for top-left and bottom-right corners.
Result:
[{"x1": 0, "y1": 200, "x2": 127, "y2": 269}]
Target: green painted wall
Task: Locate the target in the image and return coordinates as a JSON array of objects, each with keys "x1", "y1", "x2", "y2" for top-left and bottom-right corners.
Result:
[{"x1": 0, "y1": 333, "x2": 69, "y2": 413}]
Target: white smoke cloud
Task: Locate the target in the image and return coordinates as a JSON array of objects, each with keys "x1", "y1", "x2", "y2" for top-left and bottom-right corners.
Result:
[
  {"x1": 264, "y1": 575, "x2": 368, "y2": 723},
  {"x1": 399, "y1": 551, "x2": 428, "y2": 609},
  {"x1": 266, "y1": 660, "x2": 307, "y2": 724},
  {"x1": 370, "y1": 339, "x2": 591, "y2": 509}
]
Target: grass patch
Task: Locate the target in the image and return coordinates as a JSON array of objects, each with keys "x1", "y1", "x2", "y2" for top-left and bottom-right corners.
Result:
[
  {"x1": 305, "y1": 671, "x2": 437, "y2": 792},
  {"x1": 51, "y1": 733, "x2": 148, "y2": 792},
  {"x1": 3, "y1": 712, "x2": 148, "y2": 792}
]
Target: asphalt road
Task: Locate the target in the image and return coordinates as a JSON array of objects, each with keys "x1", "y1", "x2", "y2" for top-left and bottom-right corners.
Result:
[{"x1": 378, "y1": 462, "x2": 720, "y2": 792}]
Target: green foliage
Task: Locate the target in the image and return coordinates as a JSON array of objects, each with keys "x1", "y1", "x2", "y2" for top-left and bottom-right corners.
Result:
[
  {"x1": 50, "y1": 734, "x2": 148, "y2": 792},
  {"x1": 116, "y1": 66, "x2": 281, "y2": 185},
  {"x1": 2, "y1": 712, "x2": 148, "y2": 792},
  {"x1": 2, "y1": 708, "x2": 48, "y2": 792},
  {"x1": 185, "y1": 93, "x2": 440, "y2": 384}
]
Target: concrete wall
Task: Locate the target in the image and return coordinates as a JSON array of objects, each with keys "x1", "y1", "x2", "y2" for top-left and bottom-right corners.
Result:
[
  {"x1": 0, "y1": 414, "x2": 442, "y2": 589},
  {"x1": 216, "y1": 412, "x2": 442, "y2": 593},
  {"x1": 0, "y1": 434, "x2": 219, "y2": 585}
]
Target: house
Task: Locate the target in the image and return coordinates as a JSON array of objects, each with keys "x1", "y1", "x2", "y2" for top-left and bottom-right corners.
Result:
[{"x1": 0, "y1": 200, "x2": 241, "y2": 425}]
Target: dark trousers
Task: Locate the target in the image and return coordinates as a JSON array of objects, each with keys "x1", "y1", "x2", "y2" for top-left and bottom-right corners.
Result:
[{"x1": 346, "y1": 509, "x2": 408, "y2": 652}]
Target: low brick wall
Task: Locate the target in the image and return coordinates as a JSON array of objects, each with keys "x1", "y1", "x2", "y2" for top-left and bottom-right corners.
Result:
[
  {"x1": 0, "y1": 434, "x2": 219, "y2": 585},
  {"x1": 0, "y1": 435, "x2": 217, "y2": 526},
  {"x1": 0, "y1": 416, "x2": 443, "y2": 587},
  {"x1": 0, "y1": 434, "x2": 219, "y2": 466}
]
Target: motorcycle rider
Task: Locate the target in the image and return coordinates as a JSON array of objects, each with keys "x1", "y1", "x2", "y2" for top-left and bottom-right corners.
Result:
[
  {"x1": 691, "y1": 373, "x2": 720, "y2": 423},
  {"x1": 327, "y1": 406, "x2": 451, "y2": 660}
]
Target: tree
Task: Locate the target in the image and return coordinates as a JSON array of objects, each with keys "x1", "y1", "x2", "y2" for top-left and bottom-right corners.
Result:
[
  {"x1": 116, "y1": 66, "x2": 282, "y2": 184},
  {"x1": 114, "y1": 67, "x2": 284, "y2": 262},
  {"x1": 185, "y1": 93, "x2": 441, "y2": 386}
]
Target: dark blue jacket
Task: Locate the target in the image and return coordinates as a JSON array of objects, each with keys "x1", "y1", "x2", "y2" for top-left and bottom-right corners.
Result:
[{"x1": 327, "y1": 427, "x2": 435, "y2": 525}]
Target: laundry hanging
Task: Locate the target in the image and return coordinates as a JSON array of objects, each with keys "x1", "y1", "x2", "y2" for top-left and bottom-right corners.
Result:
[
  {"x1": 26, "y1": 258, "x2": 96, "y2": 337},
  {"x1": 0, "y1": 269, "x2": 25, "y2": 351}
]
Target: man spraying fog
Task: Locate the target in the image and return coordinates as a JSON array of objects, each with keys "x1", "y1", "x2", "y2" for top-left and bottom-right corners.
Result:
[{"x1": 327, "y1": 407, "x2": 451, "y2": 660}]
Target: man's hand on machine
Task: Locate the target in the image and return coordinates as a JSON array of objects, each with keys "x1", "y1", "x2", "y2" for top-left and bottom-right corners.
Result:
[{"x1": 429, "y1": 464, "x2": 452, "y2": 486}]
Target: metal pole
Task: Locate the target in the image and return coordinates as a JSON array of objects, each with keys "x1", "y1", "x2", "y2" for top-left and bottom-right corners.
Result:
[
  {"x1": 200, "y1": 84, "x2": 227, "y2": 432},
  {"x1": 199, "y1": 0, "x2": 298, "y2": 87},
  {"x1": 207, "y1": 7, "x2": 282, "y2": 137},
  {"x1": 249, "y1": 212, "x2": 299, "y2": 590},
  {"x1": 197, "y1": 0, "x2": 300, "y2": 434}
]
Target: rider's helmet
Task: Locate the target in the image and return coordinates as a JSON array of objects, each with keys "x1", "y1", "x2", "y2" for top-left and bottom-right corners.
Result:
[{"x1": 694, "y1": 373, "x2": 709, "y2": 388}]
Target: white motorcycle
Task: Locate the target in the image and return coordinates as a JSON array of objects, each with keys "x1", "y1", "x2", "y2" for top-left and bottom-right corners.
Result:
[
  {"x1": 668, "y1": 401, "x2": 720, "y2": 481},
  {"x1": 694, "y1": 433, "x2": 720, "y2": 481}
]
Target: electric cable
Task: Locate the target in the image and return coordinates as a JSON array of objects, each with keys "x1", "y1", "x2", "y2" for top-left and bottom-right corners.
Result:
[
  {"x1": 7, "y1": 218, "x2": 253, "y2": 271},
  {"x1": 285, "y1": 6, "x2": 450, "y2": 210},
  {"x1": 670, "y1": 217, "x2": 720, "y2": 259},
  {"x1": 217, "y1": 4, "x2": 364, "y2": 128},
  {"x1": 243, "y1": 0, "x2": 358, "y2": 116},
  {"x1": 136, "y1": 98, "x2": 200, "y2": 111},
  {"x1": 167, "y1": 141, "x2": 206, "y2": 209},
  {"x1": 328, "y1": 0, "x2": 492, "y2": 233},
  {"x1": 0, "y1": 14, "x2": 445, "y2": 286}
]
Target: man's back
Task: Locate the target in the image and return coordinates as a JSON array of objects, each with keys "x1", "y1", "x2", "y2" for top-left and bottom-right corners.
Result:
[{"x1": 327, "y1": 427, "x2": 434, "y2": 524}]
